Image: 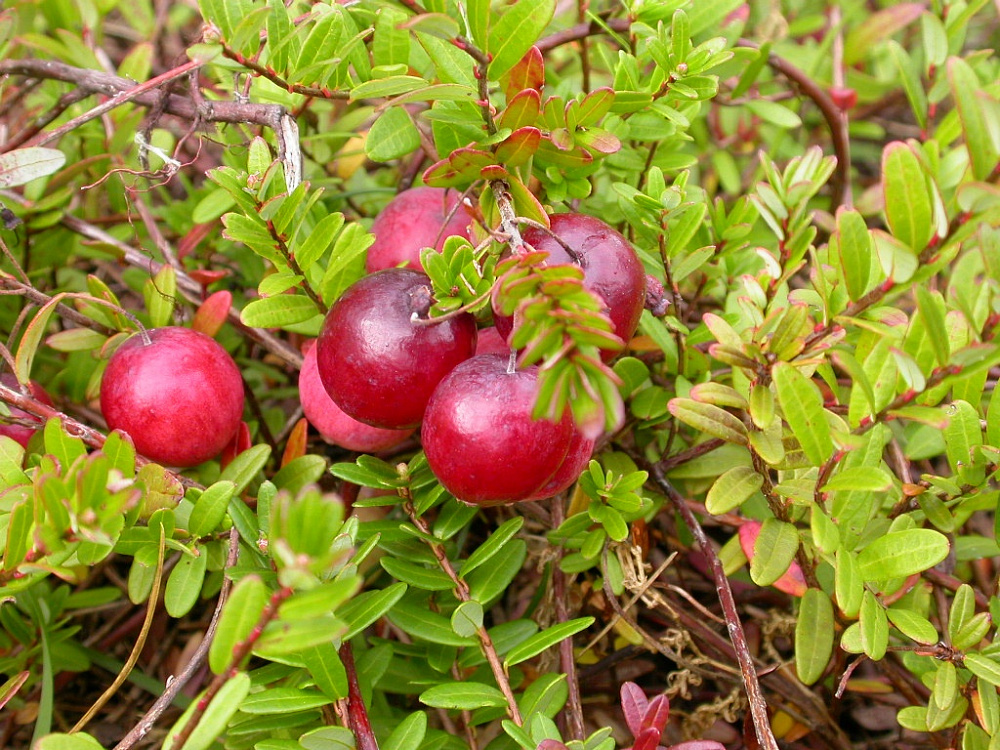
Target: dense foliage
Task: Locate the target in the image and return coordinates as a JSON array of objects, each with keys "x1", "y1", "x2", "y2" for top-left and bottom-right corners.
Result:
[{"x1": 1, "y1": 1, "x2": 999, "y2": 749}]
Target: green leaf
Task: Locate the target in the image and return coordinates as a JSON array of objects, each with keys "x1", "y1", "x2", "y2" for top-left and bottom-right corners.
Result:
[
  {"x1": 164, "y1": 548, "x2": 207, "y2": 618},
  {"x1": 887, "y1": 607, "x2": 938, "y2": 645},
  {"x1": 0, "y1": 147, "x2": 66, "y2": 188},
  {"x1": 860, "y1": 590, "x2": 889, "y2": 660},
  {"x1": 221, "y1": 444, "x2": 271, "y2": 496},
  {"x1": 144, "y1": 264, "x2": 177, "y2": 329},
  {"x1": 795, "y1": 588, "x2": 834, "y2": 685},
  {"x1": 380, "y1": 558, "x2": 455, "y2": 591},
  {"x1": 834, "y1": 208, "x2": 874, "y2": 302},
  {"x1": 750, "y1": 518, "x2": 799, "y2": 587},
  {"x1": 451, "y1": 600, "x2": 484, "y2": 638},
  {"x1": 466, "y1": 538, "x2": 527, "y2": 607},
  {"x1": 944, "y1": 400, "x2": 984, "y2": 482},
  {"x1": 948, "y1": 57, "x2": 999, "y2": 181},
  {"x1": 366, "y1": 107, "x2": 420, "y2": 162},
  {"x1": 271, "y1": 455, "x2": 327, "y2": 495},
  {"x1": 667, "y1": 398, "x2": 748, "y2": 444},
  {"x1": 384, "y1": 712, "x2": 428, "y2": 750},
  {"x1": 420, "y1": 682, "x2": 508, "y2": 710},
  {"x1": 462, "y1": 516, "x2": 524, "y2": 577},
  {"x1": 966, "y1": 653, "x2": 1000, "y2": 689},
  {"x1": 33, "y1": 734, "x2": 106, "y2": 750},
  {"x1": 773, "y1": 362, "x2": 834, "y2": 466},
  {"x1": 103, "y1": 430, "x2": 136, "y2": 479},
  {"x1": 705, "y1": 466, "x2": 763, "y2": 514},
  {"x1": 487, "y1": 0, "x2": 555, "y2": 80},
  {"x1": 306, "y1": 643, "x2": 348, "y2": 700},
  {"x1": 389, "y1": 601, "x2": 477, "y2": 647},
  {"x1": 822, "y1": 467, "x2": 894, "y2": 493},
  {"x1": 257, "y1": 615, "x2": 346, "y2": 656},
  {"x1": 209, "y1": 574, "x2": 269, "y2": 674},
  {"x1": 503, "y1": 617, "x2": 594, "y2": 667},
  {"x1": 915, "y1": 287, "x2": 950, "y2": 368},
  {"x1": 856, "y1": 529, "x2": 950, "y2": 581},
  {"x1": 44, "y1": 418, "x2": 86, "y2": 470},
  {"x1": 188, "y1": 480, "x2": 235, "y2": 537},
  {"x1": 745, "y1": 99, "x2": 802, "y2": 129},
  {"x1": 339, "y1": 582, "x2": 407, "y2": 640},
  {"x1": 836, "y1": 547, "x2": 863, "y2": 617},
  {"x1": 241, "y1": 294, "x2": 320, "y2": 328},
  {"x1": 164, "y1": 672, "x2": 251, "y2": 750},
  {"x1": 240, "y1": 687, "x2": 331, "y2": 714},
  {"x1": 843, "y1": 3, "x2": 924, "y2": 65},
  {"x1": 882, "y1": 141, "x2": 933, "y2": 252}
]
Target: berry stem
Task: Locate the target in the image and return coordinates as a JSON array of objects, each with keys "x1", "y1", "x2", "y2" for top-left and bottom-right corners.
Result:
[{"x1": 402, "y1": 499, "x2": 523, "y2": 724}]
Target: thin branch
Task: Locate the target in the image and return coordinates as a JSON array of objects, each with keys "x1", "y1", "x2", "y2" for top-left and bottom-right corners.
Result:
[
  {"x1": 114, "y1": 528, "x2": 240, "y2": 750},
  {"x1": 340, "y1": 642, "x2": 379, "y2": 750},
  {"x1": 166, "y1": 585, "x2": 292, "y2": 749},
  {"x1": 404, "y1": 501, "x2": 523, "y2": 724},
  {"x1": 644, "y1": 461, "x2": 779, "y2": 750}
]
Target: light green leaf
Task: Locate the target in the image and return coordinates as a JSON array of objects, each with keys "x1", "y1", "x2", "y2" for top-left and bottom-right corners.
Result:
[
  {"x1": 773, "y1": 363, "x2": 834, "y2": 466},
  {"x1": 745, "y1": 99, "x2": 802, "y2": 129},
  {"x1": 882, "y1": 141, "x2": 933, "y2": 252},
  {"x1": 860, "y1": 590, "x2": 889, "y2": 660},
  {"x1": 209, "y1": 574, "x2": 268, "y2": 674},
  {"x1": 241, "y1": 294, "x2": 320, "y2": 328},
  {"x1": 451, "y1": 600, "x2": 484, "y2": 638},
  {"x1": 164, "y1": 548, "x2": 208, "y2": 618},
  {"x1": 887, "y1": 607, "x2": 938, "y2": 645},
  {"x1": 795, "y1": 588, "x2": 834, "y2": 685},
  {"x1": 384, "y1": 711, "x2": 428, "y2": 750},
  {"x1": 966, "y1": 654, "x2": 1000, "y2": 689},
  {"x1": 420, "y1": 682, "x2": 508, "y2": 710},
  {"x1": 834, "y1": 208, "x2": 874, "y2": 302},
  {"x1": 0, "y1": 147, "x2": 66, "y2": 188},
  {"x1": 948, "y1": 57, "x2": 999, "y2": 181},
  {"x1": 164, "y1": 672, "x2": 251, "y2": 750},
  {"x1": 462, "y1": 516, "x2": 524, "y2": 577},
  {"x1": 366, "y1": 107, "x2": 420, "y2": 162},
  {"x1": 750, "y1": 518, "x2": 799, "y2": 587},
  {"x1": 487, "y1": 0, "x2": 555, "y2": 80},
  {"x1": 856, "y1": 529, "x2": 950, "y2": 581},
  {"x1": 240, "y1": 687, "x2": 332, "y2": 714},
  {"x1": 306, "y1": 643, "x2": 347, "y2": 701},
  {"x1": 503, "y1": 617, "x2": 595, "y2": 667},
  {"x1": 705, "y1": 466, "x2": 763, "y2": 515},
  {"x1": 188, "y1": 480, "x2": 235, "y2": 538},
  {"x1": 667, "y1": 398, "x2": 747, "y2": 445}
]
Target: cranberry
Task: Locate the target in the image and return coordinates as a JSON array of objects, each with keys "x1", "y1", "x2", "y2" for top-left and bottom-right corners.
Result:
[
  {"x1": 422, "y1": 354, "x2": 591, "y2": 505},
  {"x1": 365, "y1": 187, "x2": 473, "y2": 273},
  {"x1": 0, "y1": 373, "x2": 54, "y2": 448},
  {"x1": 100, "y1": 327, "x2": 244, "y2": 467},
  {"x1": 316, "y1": 268, "x2": 477, "y2": 430},
  {"x1": 494, "y1": 213, "x2": 646, "y2": 358},
  {"x1": 299, "y1": 340, "x2": 413, "y2": 452}
]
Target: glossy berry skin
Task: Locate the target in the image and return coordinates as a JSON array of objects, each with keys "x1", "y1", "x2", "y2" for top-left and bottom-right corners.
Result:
[
  {"x1": 317, "y1": 269, "x2": 477, "y2": 430},
  {"x1": 0, "y1": 374, "x2": 54, "y2": 448},
  {"x1": 422, "y1": 354, "x2": 591, "y2": 505},
  {"x1": 100, "y1": 327, "x2": 244, "y2": 467},
  {"x1": 365, "y1": 187, "x2": 472, "y2": 273},
  {"x1": 525, "y1": 428, "x2": 595, "y2": 501},
  {"x1": 494, "y1": 213, "x2": 646, "y2": 356},
  {"x1": 299, "y1": 340, "x2": 413, "y2": 452},
  {"x1": 474, "y1": 326, "x2": 511, "y2": 356}
]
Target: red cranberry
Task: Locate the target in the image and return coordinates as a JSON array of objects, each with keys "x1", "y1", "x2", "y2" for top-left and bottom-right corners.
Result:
[
  {"x1": 316, "y1": 269, "x2": 477, "y2": 430},
  {"x1": 422, "y1": 354, "x2": 591, "y2": 505},
  {"x1": 299, "y1": 340, "x2": 413, "y2": 452},
  {"x1": 0, "y1": 373, "x2": 54, "y2": 448},
  {"x1": 494, "y1": 213, "x2": 646, "y2": 358},
  {"x1": 100, "y1": 327, "x2": 244, "y2": 467},
  {"x1": 365, "y1": 187, "x2": 473, "y2": 273}
]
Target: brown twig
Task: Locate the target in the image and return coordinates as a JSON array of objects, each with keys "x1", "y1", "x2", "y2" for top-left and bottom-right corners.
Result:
[
  {"x1": 550, "y1": 497, "x2": 585, "y2": 741},
  {"x1": 114, "y1": 528, "x2": 240, "y2": 750},
  {"x1": 166, "y1": 584, "x2": 292, "y2": 749},
  {"x1": 403, "y1": 501, "x2": 523, "y2": 724},
  {"x1": 644, "y1": 461, "x2": 779, "y2": 750},
  {"x1": 340, "y1": 642, "x2": 379, "y2": 750}
]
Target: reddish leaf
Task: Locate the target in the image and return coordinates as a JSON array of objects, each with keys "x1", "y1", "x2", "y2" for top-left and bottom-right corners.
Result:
[
  {"x1": 281, "y1": 417, "x2": 308, "y2": 467},
  {"x1": 220, "y1": 421, "x2": 251, "y2": 470},
  {"x1": 738, "y1": 520, "x2": 808, "y2": 597},
  {"x1": 177, "y1": 222, "x2": 215, "y2": 260},
  {"x1": 188, "y1": 269, "x2": 230, "y2": 288},
  {"x1": 576, "y1": 87, "x2": 616, "y2": 126},
  {"x1": 643, "y1": 694, "x2": 670, "y2": 734},
  {"x1": 192, "y1": 290, "x2": 232, "y2": 337},
  {"x1": 423, "y1": 148, "x2": 497, "y2": 188},
  {"x1": 632, "y1": 728, "x2": 661, "y2": 750},
  {"x1": 480, "y1": 164, "x2": 509, "y2": 181},
  {"x1": 498, "y1": 89, "x2": 542, "y2": 131},
  {"x1": 536, "y1": 741, "x2": 569, "y2": 750},
  {"x1": 621, "y1": 681, "x2": 648, "y2": 736},
  {"x1": 501, "y1": 46, "x2": 544, "y2": 100},
  {"x1": 577, "y1": 128, "x2": 621, "y2": 155},
  {"x1": 495, "y1": 127, "x2": 541, "y2": 168},
  {"x1": 671, "y1": 743, "x2": 727, "y2": 750}
]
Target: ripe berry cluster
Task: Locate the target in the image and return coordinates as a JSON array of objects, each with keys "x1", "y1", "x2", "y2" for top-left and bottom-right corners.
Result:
[{"x1": 93, "y1": 188, "x2": 646, "y2": 506}]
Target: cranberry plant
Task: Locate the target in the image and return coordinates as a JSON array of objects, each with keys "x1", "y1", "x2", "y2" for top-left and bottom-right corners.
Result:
[{"x1": 1, "y1": 1, "x2": 1000, "y2": 749}]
